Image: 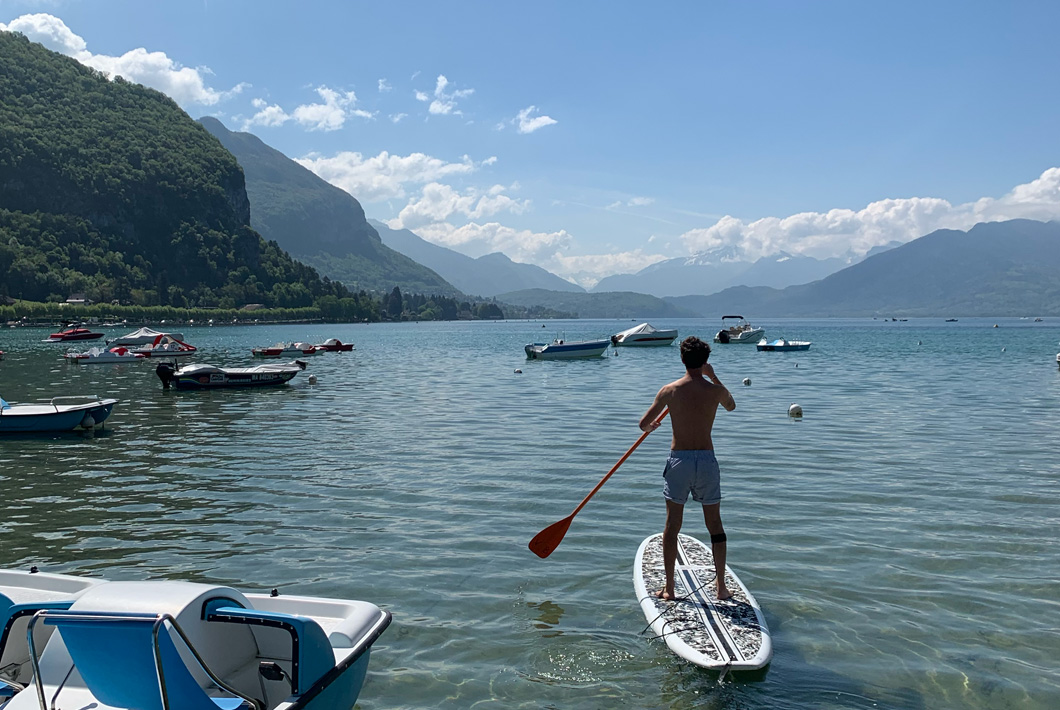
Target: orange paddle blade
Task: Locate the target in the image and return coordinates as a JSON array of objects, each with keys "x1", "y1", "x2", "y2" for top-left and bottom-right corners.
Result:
[
  {"x1": 528, "y1": 408, "x2": 668, "y2": 559},
  {"x1": 528, "y1": 515, "x2": 573, "y2": 559}
]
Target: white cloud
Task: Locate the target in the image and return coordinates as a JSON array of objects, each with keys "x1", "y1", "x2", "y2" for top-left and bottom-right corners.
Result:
[
  {"x1": 680, "y1": 168, "x2": 1060, "y2": 260},
  {"x1": 515, "y1": 105, "x2": 557, "y2": 134},
  {"x1": 551, "y1": 250, "x2": 669, "y2": 289},
  {"x1": 418, "y1": 74, "x2": 474, "y2": 116},
  {"x1": 242, "y1": 100, "x2": 290, "y2": 129},
  {"x1": 292, "y1": 86, "x2": 373, "y2": 131},
  {"x1": 395, "y1": 183, "x2": 529, "y2": 229},
  {"x1": 401, "y1": 220, "x2": 573, "y2": 263},
  {"x1": 390, "y1": 113, "x2": 408, "y2": 123},
  {"x1": 0, "y1": 13, "x2": 237, "y2": 107},
  {"x1": 296, "y1": 151, "x2": 493, "y2": 203},
  {"x1": 378, "y1": 78, "x2": 391, "y2": 93},
  {"x1": 628, "y1": 196, "x2": 654, "y2": 207}
]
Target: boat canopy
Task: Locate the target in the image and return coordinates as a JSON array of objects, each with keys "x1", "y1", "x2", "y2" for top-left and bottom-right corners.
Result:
[
  {"x1": 615, "y1": 322, "x2": 663, "y2": 338},
  {"x1": 721, "y1": 315, "x2": 745, "y2": 320}
]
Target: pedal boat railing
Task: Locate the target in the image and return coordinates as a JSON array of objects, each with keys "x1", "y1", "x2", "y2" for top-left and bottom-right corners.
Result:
[{"x1": 26, "y1": 609, "x2": 263, "y2": 710}]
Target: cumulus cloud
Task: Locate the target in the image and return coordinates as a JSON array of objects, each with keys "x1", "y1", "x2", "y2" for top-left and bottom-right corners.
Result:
[
  {"x1": 0, "y1": 13, "x2": 239, "y2": 107},
  {"x1": 378, "y1": 78, "x2": 391, "y2": 93},
  {"x1": 296, "y1": 151, "x2": 494, "y2": 203},
  {"x1": 415, "y1": 74, "x2": 474, "y2": 116},
  {"x1": 292, "y1": 86, "x2": 373, "y2": 131},
  {"x1": 390, "y1": 113, "x2": 407, "y2": 123},
  {"x1": 550, "y1": 250, "x2": 669, "y2": 289},
  {"x1": 398, "y1": 219, "x2": 573, "y2": 263},
  {"x1": 242, "y1": 99, "x2": 290, "y2": 129},
  {"x1": 680, "y1": 168, "x2": 1060, "y2": 260},
  {"x1": 515, "y1": 106, "x2": 557, "y2": 134},
  {"x1": 395, "y1": 183, "x2": 530, "y2": 229}
]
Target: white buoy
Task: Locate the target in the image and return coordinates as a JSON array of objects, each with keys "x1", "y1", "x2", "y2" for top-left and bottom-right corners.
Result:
[
  {"x1": 742, "y1": 378, "x2": 751, "y2": 386},
  {"x1": 307, "y1": 374, "x2": 318, "y2": 384},
  {"x1": 1001, "y1": 347, "x2": 1005, "y2": 352},
  {"x1": 918, "y1": 340, "x2": 922, "y2": 346},
  {"x1": 788, "y1": 403, "x2": 803, "y2": 418},
  {"x1": 514, "y1": 369, "x2": 522, "y2": 374}
]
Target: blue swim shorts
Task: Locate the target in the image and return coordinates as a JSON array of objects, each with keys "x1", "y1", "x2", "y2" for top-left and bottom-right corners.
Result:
[{"x1": 662, "y1": 450, "x2": 721, "y2": 505}]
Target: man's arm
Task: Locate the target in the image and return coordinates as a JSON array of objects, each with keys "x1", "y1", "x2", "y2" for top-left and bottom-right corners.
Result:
[
  {"x1": 639, "y1": 387, "x2": 669, "y2": 431},
  {"x1": 703, "y1": 364, "x2": 736, "y2": 411}
]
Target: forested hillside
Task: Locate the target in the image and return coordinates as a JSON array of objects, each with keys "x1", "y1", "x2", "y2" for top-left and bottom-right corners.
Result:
[{"x1": 0, "y1": 31, "x2": 351, "y2": 310}]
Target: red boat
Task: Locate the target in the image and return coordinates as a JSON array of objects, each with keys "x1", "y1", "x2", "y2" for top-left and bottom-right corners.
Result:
[
  {"x1": 43, "y1": 325, "x2": 104, "y2": 342},
  {"x1": 313, "y1": 338, "x2": 354, "y2": 352}
]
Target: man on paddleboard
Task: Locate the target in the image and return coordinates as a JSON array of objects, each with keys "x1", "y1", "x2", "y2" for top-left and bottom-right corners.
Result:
[{"x1": 639, "y1": 335, "x2": 736, "y2": 601}]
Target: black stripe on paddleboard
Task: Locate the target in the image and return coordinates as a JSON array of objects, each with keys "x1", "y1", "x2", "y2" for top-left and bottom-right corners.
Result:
[{"x1": 676, "y1": 538, "x2": 740, "y2": 663}]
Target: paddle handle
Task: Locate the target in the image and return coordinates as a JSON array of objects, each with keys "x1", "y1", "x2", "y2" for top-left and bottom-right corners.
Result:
[{"x1": 567, "y1": 408, "x2": 668, "y2": 518}]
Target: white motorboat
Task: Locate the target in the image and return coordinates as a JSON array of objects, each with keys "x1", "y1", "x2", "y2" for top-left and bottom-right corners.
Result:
[
  {"x1": 524, "y1": 338, "x2": 610, "y2": 360},
  {"x1": 756, "y1": 338, "x2": 811, "y2": 352},
  {"x1": 0, "y1": 395, "x2": 117, "y2": 433},
  {"x1": 610, "y1": 322, "x2": 678, "y2": 347},
  {"x1": 156, "y1": 361, "x2": 307, "y2": 390},
  {"x1": 63, "y1": 346, "x2": 144, "y2": 364},
  {"x1": 0, "y1": 567, "x2": 390, "y2": 710},
  {"x1": 714, "y1": 315, "x2": 764, "y2": 344},
  {"x1": 131, "y1": 334, "x2": 198, "y2": 358},
  {"x1": 108, "y1": 327, "x2": 185, "y2": 346}
]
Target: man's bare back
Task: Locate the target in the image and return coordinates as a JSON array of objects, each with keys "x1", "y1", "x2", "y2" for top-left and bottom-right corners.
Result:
[{"x1": 639, "y1": 363, "x2": 736, "y2": 446}]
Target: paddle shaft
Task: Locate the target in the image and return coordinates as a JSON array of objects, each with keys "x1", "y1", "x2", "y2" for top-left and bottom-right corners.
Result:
[{"x1": 567, "y1": 407, "x2": 669, "y2": 518}]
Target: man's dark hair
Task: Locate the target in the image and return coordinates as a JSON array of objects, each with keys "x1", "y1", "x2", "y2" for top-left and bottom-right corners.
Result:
[{"x1": 680, "y1": 336, "x2": 711, "y2": 370}]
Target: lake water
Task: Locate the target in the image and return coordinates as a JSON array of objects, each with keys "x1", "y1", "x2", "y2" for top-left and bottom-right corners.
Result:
[{"x1": 1, "y1": 317, "x2": 1058, "y2": 709}]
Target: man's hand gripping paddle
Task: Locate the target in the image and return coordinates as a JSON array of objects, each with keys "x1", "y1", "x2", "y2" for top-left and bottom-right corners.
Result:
[{"x1": 528, "y1": 408, "x2": 669, "y2": 558}]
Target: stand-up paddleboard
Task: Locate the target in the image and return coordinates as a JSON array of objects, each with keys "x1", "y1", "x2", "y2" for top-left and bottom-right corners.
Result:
[{"x1": 634, "y1": 532, "x2": 772, "y2": 670}]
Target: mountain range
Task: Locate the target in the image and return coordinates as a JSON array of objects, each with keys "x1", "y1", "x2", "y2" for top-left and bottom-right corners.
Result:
[
  {"x1": 665, "y1": 219, "x2": 1060, "y2": 317},
  {"x1": 370, "y1": 219, "x2": 583, "y2": 297},
  {"x1": 592, "y1": 247, "x2": 848, "y2": 297},
  {"x1": 200, "y1": 117, "x2": 461, "y2": 296}
]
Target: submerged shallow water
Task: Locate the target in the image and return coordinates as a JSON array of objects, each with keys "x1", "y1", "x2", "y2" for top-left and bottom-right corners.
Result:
[{"x1": 1, "y1": 317, "x2": 1058, "y2": 708}]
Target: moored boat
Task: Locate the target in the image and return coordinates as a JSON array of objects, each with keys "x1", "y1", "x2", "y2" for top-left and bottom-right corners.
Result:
[
  {"x1": 756, "y1": 338, "x2": 811, "y2": 352},
  {"x1": 313, "y1": 338, "x2": 354, "y2": 352},
  {"x1": 610, "y1": 322, "x2": 678, "y2": 347},
  {"x1": 107, "y1": 326, "x2": 185, "y2": 346},
  {"x1": 42, "y1": 324, "x2": 104, "y2": 343},
  {"x1": 524, "y1": 338, "x2": 610, "y2": 360},
  {"x1": 157, "y1": 361, "x2": 307, "y2": 390},
  {"x1": 63, "y1": 346, "x2": 145, "y2": 363},
  {"x1": 714, "y1": 315, "x2": 764, "y2": 344},
  {"x1": 0, "y1": 395, "x2": 118, "y2": 433},
  {"x1": 0, "y1": 567, "x2": 390, "y2": 710},
  {"x1": 252, "y1": 342, "x2": 319, "y2": 358}
]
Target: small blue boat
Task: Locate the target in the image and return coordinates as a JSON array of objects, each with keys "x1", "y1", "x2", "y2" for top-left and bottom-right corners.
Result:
[
  {"x1": 756, "y1": 339, "x2": 811, "y2": 352},
  {"x1": 524, "y1": 338, "x2": 610, "y2": 359},
  {"x1": 0, "y1": 396, "x2": 117, "y2": 433}
]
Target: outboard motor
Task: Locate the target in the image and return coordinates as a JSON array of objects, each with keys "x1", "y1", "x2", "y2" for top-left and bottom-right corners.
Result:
[
  {"x1": 156, "y1": 362, "x2": 176, "y2": 389},
  {"x1": 716, "y1": 330, "x2": 730, "y2": 344},
  {"x1": 610, "y1": 334, "x2": 620, "y2": 346}
]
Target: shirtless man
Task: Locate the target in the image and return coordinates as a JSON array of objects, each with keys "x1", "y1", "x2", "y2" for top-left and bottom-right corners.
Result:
[{"x1": 639, "y1": 336, "x2": 736, "y2": 601}]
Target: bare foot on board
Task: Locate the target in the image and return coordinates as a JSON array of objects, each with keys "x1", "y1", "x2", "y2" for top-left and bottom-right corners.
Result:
[
  {"x1": 654, "y1": 589, "x2": 678, "y2": 601},
  {"x1": 716, "y1": 586, "x2": 734, "y2": 601}
]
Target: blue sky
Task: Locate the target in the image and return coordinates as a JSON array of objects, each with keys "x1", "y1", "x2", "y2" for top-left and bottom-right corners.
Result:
[{"x1": 3, "y1": 1, "x2": 1059, "y2": 286}]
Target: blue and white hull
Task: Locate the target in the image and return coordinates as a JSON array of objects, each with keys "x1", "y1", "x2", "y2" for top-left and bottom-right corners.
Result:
[
  {"x1": 0, "y1": 397, "x2": 117, "y2": 433},
  {"x1": 524, "y1": 339, "x2": 610, "y2": 360},
  {"x1": 0, "y1": 570, "x2": 390, "y2": 710}
]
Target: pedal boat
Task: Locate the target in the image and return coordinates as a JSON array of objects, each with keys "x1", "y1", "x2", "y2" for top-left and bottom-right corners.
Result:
[{"x1": 0, "y1": 568, "x2": 390, "y2": 710}]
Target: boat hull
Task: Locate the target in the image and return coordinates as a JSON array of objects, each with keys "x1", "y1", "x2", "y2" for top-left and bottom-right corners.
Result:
[
  {"x1": 158, "y1": 362, "x2": 305, "y2": 390},
  {"x1": 525, "y1": 340, "x2": 610, "y2": 359},
  {"x1": 0, "y1": 398, "x2": 117, "y2": 432},
  {"x1": 614, "y1": 334, "x2": 678, "y2": 346},
  {"x1": 757, "y1": 340, "x2": 811, "y2": 352}
]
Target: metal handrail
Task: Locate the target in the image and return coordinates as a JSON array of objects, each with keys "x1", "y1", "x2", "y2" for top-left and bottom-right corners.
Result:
[{"x1": 26, "y1": 610, "x2": 262, "y2": 710}]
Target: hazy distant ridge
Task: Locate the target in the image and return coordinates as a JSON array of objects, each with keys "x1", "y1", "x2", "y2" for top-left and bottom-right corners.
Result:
[
  {"x1": 372, "y1": 219, "x2": 583, "y2": 297},
  {"x1": 667, "y1": 219, "x2": 1060, "y2": 317}
]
